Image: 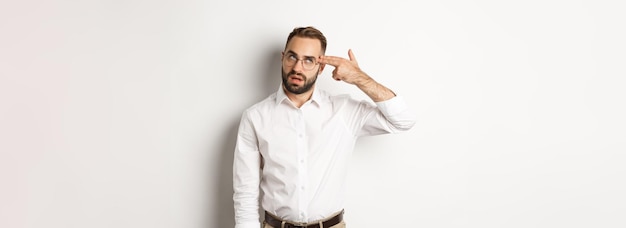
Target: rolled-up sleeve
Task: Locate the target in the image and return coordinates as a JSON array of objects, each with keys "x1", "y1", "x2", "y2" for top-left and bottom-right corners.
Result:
[
  {"x1": 233, "y1": 111, "x2": 261, "y2": 228},
  {"x1": 358, "y1": 95, "x2": 416, "y2": 136}
]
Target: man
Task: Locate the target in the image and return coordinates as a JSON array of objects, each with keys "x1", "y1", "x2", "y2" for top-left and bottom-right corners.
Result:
[{"x1": 233, "y1": 26, "x2": 416, "y2": 228}]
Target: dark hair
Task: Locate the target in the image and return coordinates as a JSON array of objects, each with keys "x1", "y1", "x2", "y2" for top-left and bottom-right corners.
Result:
[{"x1": 285, "y1": 26, "x2": 327, "y2": 53}]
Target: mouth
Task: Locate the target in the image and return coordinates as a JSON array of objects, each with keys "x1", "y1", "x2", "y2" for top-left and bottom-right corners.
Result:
[{"x1": 288, "y1": 74, "x2": 304, "y2": 83}]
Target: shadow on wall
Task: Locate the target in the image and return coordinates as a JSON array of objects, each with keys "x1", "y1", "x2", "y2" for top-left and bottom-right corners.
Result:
[
  {"x1": 260, "y1": 47, "x2": 283, "y2": 96},
  {"x1": 212, "y1": 44, "x2": 282, "y2": 227}
]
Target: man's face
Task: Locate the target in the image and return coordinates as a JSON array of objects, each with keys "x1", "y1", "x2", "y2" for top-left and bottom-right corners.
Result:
[{"x1": 281, "y1": 37, "x2": 325, "y2": 95}]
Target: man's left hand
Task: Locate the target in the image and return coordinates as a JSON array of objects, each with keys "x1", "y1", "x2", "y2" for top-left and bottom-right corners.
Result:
[{"x1": 319, "y1": 49, "x2": 370, "y2": 85}]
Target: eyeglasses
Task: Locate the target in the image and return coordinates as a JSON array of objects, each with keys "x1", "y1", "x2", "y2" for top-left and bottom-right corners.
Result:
[{"x1": 283, "y1": 53, "x2": 319, "y2": 71}]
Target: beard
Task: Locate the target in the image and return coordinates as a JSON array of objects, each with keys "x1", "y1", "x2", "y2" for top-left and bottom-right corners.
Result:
[{"x1": 281, "y1": 69, "x2": 317, "y2": 95}]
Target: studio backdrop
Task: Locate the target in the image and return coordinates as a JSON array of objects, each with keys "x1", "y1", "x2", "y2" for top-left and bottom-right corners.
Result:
[{"x1": 1, "y1": 0, "x2": 624, "y2": 227}]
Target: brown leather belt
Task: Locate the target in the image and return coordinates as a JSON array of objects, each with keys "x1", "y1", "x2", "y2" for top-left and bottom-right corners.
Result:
[{"x1": 264, "y1": 210, "x2": 343, "y2": 228}]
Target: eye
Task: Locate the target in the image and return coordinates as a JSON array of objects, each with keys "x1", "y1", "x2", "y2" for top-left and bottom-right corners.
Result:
[
  {"x1": 287, "y1": 54, "x2": 298, "y2": 61},
  {"x1": 304, "y1": 57, "x2": 315, "y2": 64}
]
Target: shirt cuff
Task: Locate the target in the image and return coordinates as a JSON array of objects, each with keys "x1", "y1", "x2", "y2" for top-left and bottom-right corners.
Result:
[{"x1": 375, "y1": 95, "x2": 409, "y2": 117}]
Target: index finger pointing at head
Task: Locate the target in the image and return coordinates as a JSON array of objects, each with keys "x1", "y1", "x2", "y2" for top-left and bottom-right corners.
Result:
[{"x1": 319, "y1": 56, "x2": 344, "y2": 66}]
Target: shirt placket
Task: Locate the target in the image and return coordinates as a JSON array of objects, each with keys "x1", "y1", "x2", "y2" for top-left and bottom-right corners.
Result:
[{"x1": 295, "y1": 109, "x2": 308, "y2": 222}]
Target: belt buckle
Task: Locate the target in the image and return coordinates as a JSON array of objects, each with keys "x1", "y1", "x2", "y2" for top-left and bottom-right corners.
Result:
[{"x1": 291, "y1": 222, "x2": 308, "y2": 228}]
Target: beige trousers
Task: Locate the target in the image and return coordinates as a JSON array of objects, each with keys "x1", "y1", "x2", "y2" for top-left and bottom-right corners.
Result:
[{"x1": 263, "y1": 221, "x2": 346, "y2": 228}]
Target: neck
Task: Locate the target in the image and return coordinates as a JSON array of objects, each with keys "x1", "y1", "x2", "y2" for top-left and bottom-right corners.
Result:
[{"x1": 283, "y1": 85, "x2": 314, "y2": 108}]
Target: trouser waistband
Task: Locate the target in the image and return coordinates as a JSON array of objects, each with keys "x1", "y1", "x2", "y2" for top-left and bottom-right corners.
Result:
[{"x1": 264, "y1": 210, "x2": 344, "y2": 228}]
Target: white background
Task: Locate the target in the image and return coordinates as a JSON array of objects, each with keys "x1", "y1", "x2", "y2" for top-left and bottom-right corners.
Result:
[{"x1": 1, "y1": 0, "x2": 625, "y2": 227}]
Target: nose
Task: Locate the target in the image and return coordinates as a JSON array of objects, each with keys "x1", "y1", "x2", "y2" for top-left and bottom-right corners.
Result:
[{"x1": 292, "y1": 59, "x2": 305, "y2": 72}]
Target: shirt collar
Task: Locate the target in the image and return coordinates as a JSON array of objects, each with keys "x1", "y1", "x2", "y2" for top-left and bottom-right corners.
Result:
[{"x1": 275, "y1": 83, "x2": 324, "y2": 107}]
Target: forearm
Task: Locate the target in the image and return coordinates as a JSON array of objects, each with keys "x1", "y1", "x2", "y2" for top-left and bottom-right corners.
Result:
[
  {"x1": 355, "y1": 74, "x2": 396, "y2": 102},
  {"x1": 233, "y1": 186, "x2": 260, "y2": 228},
  {"x1": 233, "y1": 151, "x2": 261, "y2": 228}
]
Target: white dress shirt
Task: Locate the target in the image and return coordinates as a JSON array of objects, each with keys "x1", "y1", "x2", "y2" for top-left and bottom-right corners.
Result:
[{"x1": 233, "y1": 85, "x2": 416, "y2": 228}]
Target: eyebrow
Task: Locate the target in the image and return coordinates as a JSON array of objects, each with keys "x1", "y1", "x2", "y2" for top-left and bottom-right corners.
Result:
[{"x1": 285, "y1": 50, "x2": 317, "y2": 59}]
